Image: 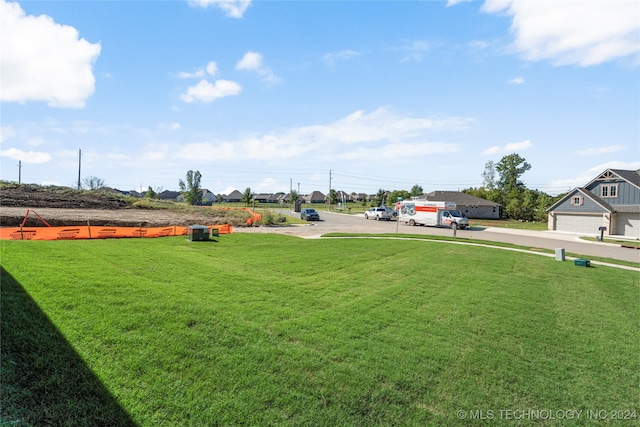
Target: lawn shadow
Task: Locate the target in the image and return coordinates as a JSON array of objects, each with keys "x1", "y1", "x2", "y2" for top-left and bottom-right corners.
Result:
[{"x1": 1, "y1": 267, "x2": 137, "y2": 426}]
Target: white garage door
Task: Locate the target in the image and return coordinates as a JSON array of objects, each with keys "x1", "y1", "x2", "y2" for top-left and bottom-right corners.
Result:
[
  {"x1": 555, "y1": 214, "x2": 604, "y2": 234},
  {"x1": 615, "y1": 213, "x2": 640, "y2": 238}
]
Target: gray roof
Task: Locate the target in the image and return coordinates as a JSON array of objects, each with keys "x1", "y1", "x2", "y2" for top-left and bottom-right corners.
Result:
[
  {"x1": 610, "y1": 169, "x2": 640, "y2": 188},
  {"x1": 584, "y1": 168, "x2": 640, "y2": 190},
  {"x1": 424, "y1": 191, "x2": 501, "y2": 206},
  {"x1": 546, "y1": 187, "x2": 615, "y2": 212},
  {"x1": 224, "y1": 190, "x2": 243, "y2": 199}
]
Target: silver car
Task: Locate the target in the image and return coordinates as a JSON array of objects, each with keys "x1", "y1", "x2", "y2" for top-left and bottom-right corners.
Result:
[{"x1": 364, "y1": 206, "x2": 395, "y2": 221}]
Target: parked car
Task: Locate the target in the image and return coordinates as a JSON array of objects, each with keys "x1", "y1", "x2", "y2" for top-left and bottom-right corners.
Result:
[
  {"x1": 364, "y1": 206, "x2": 396, "y2": 221},
  {"x1": 300, "y1": 208, "x2": 320, "y2": 221}
]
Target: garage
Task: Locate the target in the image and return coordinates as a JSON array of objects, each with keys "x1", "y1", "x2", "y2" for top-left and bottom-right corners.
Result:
[
  {"x1": 615, "y1": 213, "x2": 640, "y2": 238},
  {"x1": 554, "y1": 213, "x2": 604, "y2": 235}
]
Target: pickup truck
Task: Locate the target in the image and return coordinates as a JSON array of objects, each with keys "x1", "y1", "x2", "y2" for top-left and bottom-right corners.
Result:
[{"x1": 364, "y1": 206, "x2": 396, "y2": 221}]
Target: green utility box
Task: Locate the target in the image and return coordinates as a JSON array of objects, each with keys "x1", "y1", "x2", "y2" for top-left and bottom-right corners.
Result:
[
  {"x1": 211, "y1": 228, "x2": 219, "y2": 237},
  {"x1": 188, "y1": 225, "x2": 210, "y2": 241},
  {"x1": 574, "y1": 258, "x2": 590, "y2": 267}
]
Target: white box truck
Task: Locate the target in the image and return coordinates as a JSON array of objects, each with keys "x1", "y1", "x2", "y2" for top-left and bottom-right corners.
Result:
[{"x1": 397, "y1": 200, "x2": 469, "y2": 229}]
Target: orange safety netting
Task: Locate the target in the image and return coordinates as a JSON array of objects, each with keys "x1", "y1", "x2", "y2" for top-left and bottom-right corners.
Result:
[
  {"x1": 0, "y1": 224, "x2": 232, "y2": 241},
  {"x1": 214, "y1": 207, "x2": 262, "y2": 225}
]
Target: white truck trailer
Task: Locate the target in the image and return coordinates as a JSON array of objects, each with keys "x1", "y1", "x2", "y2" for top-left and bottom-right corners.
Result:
[{"x1": 397, "y1": 200, "x2": 469, "y2": 229}]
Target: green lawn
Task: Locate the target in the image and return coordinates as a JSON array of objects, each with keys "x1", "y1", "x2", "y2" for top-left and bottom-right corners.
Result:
[{"x1": 1, "y1": 235, "x2": 638, "y2": 426}]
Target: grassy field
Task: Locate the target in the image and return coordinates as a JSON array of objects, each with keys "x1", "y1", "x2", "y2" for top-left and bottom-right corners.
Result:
[{"x1": 1, "y1": 234, "x2": 638, "y2": 426}]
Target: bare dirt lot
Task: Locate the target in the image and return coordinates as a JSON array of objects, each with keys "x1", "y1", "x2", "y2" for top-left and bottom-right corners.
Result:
[{"x1": 0, "y1": 187, "x2": 236, "y2": 228}]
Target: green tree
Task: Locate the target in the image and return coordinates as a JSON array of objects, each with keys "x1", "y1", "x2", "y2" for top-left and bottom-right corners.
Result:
[
  {"x1": 481, "y1": 161, "x2": 496, "y2": 191},
  {"x1": 328, "y1": 189, "x2": 338, "y2": 205},
  {"x1": 504, "y1": 189, "x2": 523, "y2": 219},
  {"x1": 179, "y1": 170, "x2": 202, "y2": 205},
  {"x1": 145, "y1": 186, "x2": 157, "y2": 199},
  {"x1": 373, "y1": 188, "x2": 386, "y2": 207},
  {"x1": 289, "y1": 190, "x2": 299, "y2": 207},
  {"x1": 242, "y1": 187, "x2": 254, "y2": 206},
  {"x1": 387, "y1": 190, "x2": 411, "y2": 206},
  {"x1": 409, "y1": 184, "x2": 423, "y2": 197},
  {"x1": 82, "y1": 176, "x2": 105, "y2": 191},
  {"x1": 521, "y1": 189, "x2": 537, "y2": 221},
  {"x1": 496, "y1": 153, "x2": 531, "y2": 193},
  {"x1": 535, "y1": 192, "x2": 554, "y2": 222}
]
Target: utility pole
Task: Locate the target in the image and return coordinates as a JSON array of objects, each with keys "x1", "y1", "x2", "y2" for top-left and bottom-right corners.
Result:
[
  {"x1": 77, "y1": 149, "x2": 82, "y2": 190},
  {"x1": 18, "y1": 160, "x2": 22, "y2": 184},
  {"x1": 328, "y1": 169, "x2": 332, "y2": 211}
]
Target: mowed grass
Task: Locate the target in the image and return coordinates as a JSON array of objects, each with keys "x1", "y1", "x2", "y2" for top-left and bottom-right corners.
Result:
[{"x1": 1, "y1": 234, "x2": 638, "y2": 426}]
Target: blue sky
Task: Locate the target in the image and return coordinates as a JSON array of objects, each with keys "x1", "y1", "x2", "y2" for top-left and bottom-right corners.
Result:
[{"x1": 1, "y1": 0, "x2": 638, "y2": 196}]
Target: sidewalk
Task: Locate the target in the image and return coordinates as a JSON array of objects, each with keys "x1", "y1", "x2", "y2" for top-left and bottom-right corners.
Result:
[{"x1": 484, "y1": 226, "x2": 640, "y2": 249}]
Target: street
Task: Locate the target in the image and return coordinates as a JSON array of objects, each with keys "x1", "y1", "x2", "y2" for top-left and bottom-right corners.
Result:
[{"x1": 262, "y1": 209, "x2": 640, "y2": 264}]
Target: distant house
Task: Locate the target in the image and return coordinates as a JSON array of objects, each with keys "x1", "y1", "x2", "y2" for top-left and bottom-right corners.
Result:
[
  {"x1": 202, "y1": 189, "x2": 217, "y2": 204},
  {"x1": 416, "y1": 191, "x2": 501, "y2": 219},
  {"x1": 282, "y1": 193, "x2": 303, "y2": 203},
  {"x1": 177, "y1": 189, "x2": 217, "y2": 204},
  {"x1": 159, "y1": 190, "x2": 181, "y2": 201},
  {"x1": 335, "y1": 190, "x2": 352, "y2": 203},
  {"x1": 351, "y1": 192, "x2": 368, "y2": 203},
  {"x1": 547, "y1": 169, "x2": 640, "y2": 237},
  {"x1": 253, "y1": 193, "x2": 272, "y2": 203},
  {"x1": 222, "y1": 190, "x2": 243, "y2": 203},
  {"x1": 305, "y1": 191, "x2": 326, "y2": 204}
]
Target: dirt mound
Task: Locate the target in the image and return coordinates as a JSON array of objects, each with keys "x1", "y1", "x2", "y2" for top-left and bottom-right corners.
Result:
[
  {"x1": 0, "y1": 187, "x2": 130, "y2": 209},
  {"x1": 0, "y1": 187, "x2": 240, "y2": 228}
]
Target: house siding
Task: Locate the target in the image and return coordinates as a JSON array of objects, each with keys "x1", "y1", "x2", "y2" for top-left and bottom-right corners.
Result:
[
  {"x1": 460, "y1": 205, "x2": 500, "y2": 219},
  {"x1": 551, "y1": 191, "x2": 608, "y2": 213},
  {"x1": 547, "y1": 169, "x2": 640, "y2": 237},
  {"x1": 587, "y1": 181, "x2": 640, "y2": 206}
]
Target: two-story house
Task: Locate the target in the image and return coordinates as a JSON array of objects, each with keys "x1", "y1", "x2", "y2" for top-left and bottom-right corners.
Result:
[{"x1": 546, "y1": 169, "x2": 640, "y2": 237}]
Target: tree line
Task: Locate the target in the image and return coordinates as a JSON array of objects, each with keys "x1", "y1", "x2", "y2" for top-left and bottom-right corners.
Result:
[
  {"x1": 175, "y1": 157, "x2": 563, "y2": 222},
  {"x1": 462, "y1": 153, "x2": 563, "y2": 222}
]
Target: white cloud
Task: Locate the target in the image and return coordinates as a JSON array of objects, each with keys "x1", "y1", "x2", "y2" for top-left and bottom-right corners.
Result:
[
  {"x1": 339, "y1": 142, "x2": 460, "y2": 161},
  {"x1": 547, "y1": 161, "x2": 640, "y2": 193},
  {"x1": 26, "y1": 137, "x2": 45, "y2": 146},
  {"x1": 481, "y1": 0, "x2": 640, "y2": 66},
  {"x1": 0, "y1": 126, "x2": 16, "y2": 143},
  {"x1": 394, "y1": 40, "x2": 430, "y2": 62},
  {"x1": 508, "y1": 77, "x2": 525, "y2": 85},
  {"x1": 180, "y1": 79, "x2": 242, "y2": 103},
  {"x1": 178, "y1": 70, "x2": 205, "y2": 79},
  {"x1": 256, "y1": 177, "x2": 280, "y2": 192},
  {"x1": 206, "y1": 61, "x2": 218, "y2": 76},
  {"x1": 0, "y1": 147, "x2": 52, "y2": 164},
  {"x1": 159, "y1": 122, "x2": 181, "y2": 131},
  {"x1": 178, "y1": 62, "x2": 217, "y2": 79},
  {"x1": 447, "y1": 0, "x2": 472, "y2": 6},
  {"x1": 0, "y1": 0, "x2": 101, "y2": 108},
  {"x1": 482, "y1": 139, "x2": 532, "y2": 155},
  {"x1": 220, "y1": 186, "x2": 238, "y2": 195},
  {"x1": 575, "y1": 144, "x2": 626, "y2": 156},
  {"x1": 235, "y1": 51, "x2": 281, "y2": 84},
  {"x1": 173, "y1": 108, "x2": 469, "y2": 162},
  {"x1": 322, "y1": 50, "x2": 361, "y2": 67},
  {"x1": 236, "y1": 52, "x2": 262, "y2": 70},
  {"x1": 188, "y1": 0, "x2": 251, "y2": 18}
]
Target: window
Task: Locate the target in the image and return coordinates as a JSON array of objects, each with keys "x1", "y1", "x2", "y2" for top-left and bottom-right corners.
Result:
[
  {"x1": 571, "y1": 196, "x2": 583, "y2": 206},
  {"x1": 601, "y1": 184, "x2": 618, "y2": 198}
]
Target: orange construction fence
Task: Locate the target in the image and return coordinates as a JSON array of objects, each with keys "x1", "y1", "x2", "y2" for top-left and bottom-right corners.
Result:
[
  {"x1": 214, "y1": 207, "x2": 262, "y2": 225},
  {"x1": 0, "y1": 224, "x2": 232, "y2": 241}
]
